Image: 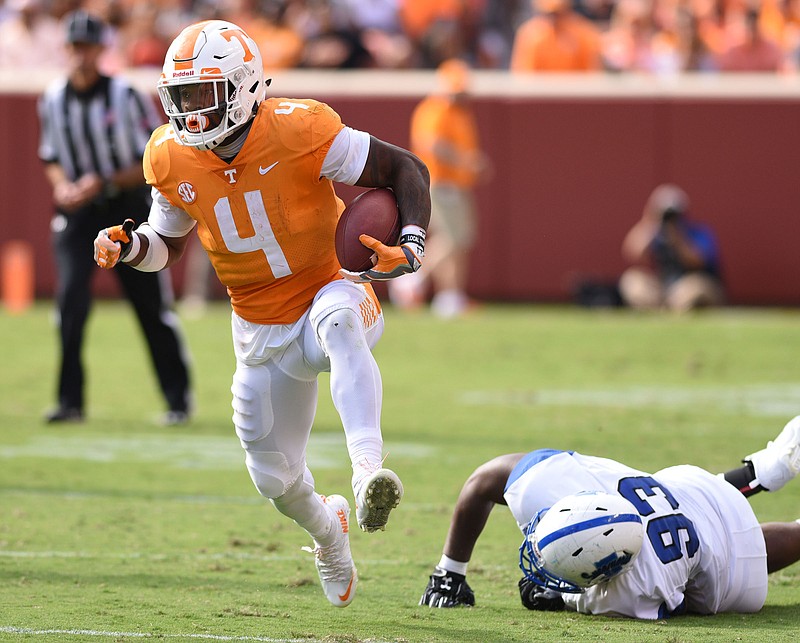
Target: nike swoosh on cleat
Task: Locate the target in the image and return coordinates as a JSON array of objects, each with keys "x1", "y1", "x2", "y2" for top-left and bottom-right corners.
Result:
[
  {"x1": 338, "y1": 573, "x2": 355, "y2": 603},
  {"x1": 259, "y1": 161, "x2": 279, "y2": 175}
]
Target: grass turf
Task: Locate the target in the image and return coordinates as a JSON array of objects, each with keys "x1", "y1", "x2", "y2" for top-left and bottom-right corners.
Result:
[{"x1": 1, "y1": 301, "x2": 799, "y2": 642}]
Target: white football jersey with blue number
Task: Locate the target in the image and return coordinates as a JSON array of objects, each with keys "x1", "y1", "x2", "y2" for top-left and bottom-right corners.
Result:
[{"x1": 504, "y1": 450, "x2": 768, "y2": 619}]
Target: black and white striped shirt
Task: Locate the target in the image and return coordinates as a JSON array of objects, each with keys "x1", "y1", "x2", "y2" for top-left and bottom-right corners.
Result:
[{"x1": 38, "y1": 75, "x2": 162, "y2": 183}]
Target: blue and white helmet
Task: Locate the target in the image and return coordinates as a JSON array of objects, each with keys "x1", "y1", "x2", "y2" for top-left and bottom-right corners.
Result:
[{"x1": 519, "y1": 491, "x2": 644, "y2": 593}]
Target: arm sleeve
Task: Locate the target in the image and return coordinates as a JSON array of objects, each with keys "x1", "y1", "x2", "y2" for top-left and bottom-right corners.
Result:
[
  {"x1": 147, "y1": 187, "x2": 196, "y2": 238},
  {"x1": 320, "y1": 126, "x2": 371, "y2": 185}
]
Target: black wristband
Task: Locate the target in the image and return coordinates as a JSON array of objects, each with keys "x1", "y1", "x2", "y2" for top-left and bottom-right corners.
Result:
[{"x1": 399, "y1": 232, "x2": 425, "y2": 248}]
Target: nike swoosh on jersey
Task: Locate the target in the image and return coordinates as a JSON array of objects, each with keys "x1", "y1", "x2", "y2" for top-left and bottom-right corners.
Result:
[
  {"x1": 259, "y1": 161, "x2": 279, "y2": 175},
  {"x1": 338, "y1": 573, "x2": 355, "y2": 602}
]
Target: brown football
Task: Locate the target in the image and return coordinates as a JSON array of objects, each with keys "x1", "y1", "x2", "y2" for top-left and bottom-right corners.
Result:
[{"x1": 335, "y1": 188, "x2": 401, "y2": 272}]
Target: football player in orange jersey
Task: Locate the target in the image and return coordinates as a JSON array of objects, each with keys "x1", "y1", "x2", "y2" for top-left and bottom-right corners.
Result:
[{"x1": 93, "y1": 20, "x2": 430, "y2": 608}]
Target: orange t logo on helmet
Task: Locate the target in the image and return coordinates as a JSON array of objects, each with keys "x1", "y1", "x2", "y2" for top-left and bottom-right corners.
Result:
[{"x1": 221, "y1": 30, "x2": 254, "y2": 63}]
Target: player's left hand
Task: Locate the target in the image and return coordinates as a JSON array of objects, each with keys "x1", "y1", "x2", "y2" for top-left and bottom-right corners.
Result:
[
  {"x1": 94, "y1": 219, "x2": 135, "y2": 269},
  {"x1": 419, "y1": 566, "x2": 475, "y2": 608},
  {"x1": 339, "y1": 234, "x2": 422, "y2": 283}
]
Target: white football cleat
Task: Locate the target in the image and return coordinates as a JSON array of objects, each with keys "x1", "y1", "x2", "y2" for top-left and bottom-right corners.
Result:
[
  {"x1": 308, "y1": 495, "x2": 357, "y2": 607},
  {"x1": 353, "y1": 466, "x2": 403, "y2": 533},
  {"x1": 745, "y1": 415, "x2": 800, "y2": 492}
]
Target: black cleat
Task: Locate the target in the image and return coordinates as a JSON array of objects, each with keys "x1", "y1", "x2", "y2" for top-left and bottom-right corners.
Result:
[{"x1": 44, "y1": 407, "x2": 84, "y2": 424}]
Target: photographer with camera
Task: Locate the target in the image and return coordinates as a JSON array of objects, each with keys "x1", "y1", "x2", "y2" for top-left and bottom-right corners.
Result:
[{"x1": 619, "y1": 184, "x2": 724, "y2": 312}]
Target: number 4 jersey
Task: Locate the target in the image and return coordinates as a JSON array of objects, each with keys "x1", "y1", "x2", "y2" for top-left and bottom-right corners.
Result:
[
  {"x1": 144, "y1": 97, "x2": 359, "y2": 325},
  {"x1": 504, "y1": 450, "x2": 768, "y2": 619}
]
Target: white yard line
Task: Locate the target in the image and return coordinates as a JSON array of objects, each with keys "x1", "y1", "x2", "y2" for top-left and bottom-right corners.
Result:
[
  {"x1": 460, "y1": 382, "x2": 800, "y2": 417},
  {"x1": 0, "y1": 550, "x2": 296, "y2": 561},
  {"x1": 0, "y1": 434, "x2": 433, "y2": 468},
  {"x1": 0, "y1": 549, "x2": 427, "y2": 566},
  {"x1": 1, "y1": 488, "x2": 265, "y2": 505},
  {"x1": 0, "y1": 627, "x2": 323, "y2": 642}
]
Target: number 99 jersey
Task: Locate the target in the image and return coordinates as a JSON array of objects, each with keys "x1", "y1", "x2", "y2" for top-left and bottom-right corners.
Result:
[
  {"x1": 504, "y1": 450, "x2": 767, "y2": 619},
  {"x1": 144, "y1": 97, "x2": 348, "y2": 325}
]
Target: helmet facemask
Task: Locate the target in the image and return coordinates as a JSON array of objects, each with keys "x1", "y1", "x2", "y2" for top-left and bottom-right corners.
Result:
[
  {"x1": 159, "y1": 77, "x2": 246, "y2": 150},
  {"x1": 519, "y1": 507, "x2": 586, "y2": 593}
]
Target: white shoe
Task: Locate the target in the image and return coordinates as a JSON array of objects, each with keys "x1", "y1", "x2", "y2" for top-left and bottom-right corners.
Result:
[
  {"x1": 431, "y1": 289, "x2": 469, "y2": 319},
  {"x1": 745, "y1": 416, "x2": 800, "y2": 492},
  {"x1": 353, "y1": 467, "x2": 403, "y2": 533},
  {"x1": 308, "y1": 495, "x2": 357, "y2": 607}
]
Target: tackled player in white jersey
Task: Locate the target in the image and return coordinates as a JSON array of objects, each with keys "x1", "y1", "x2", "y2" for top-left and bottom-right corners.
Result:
[{"x1": 420, "y1": 415, "x2": 800, "y2": 618}]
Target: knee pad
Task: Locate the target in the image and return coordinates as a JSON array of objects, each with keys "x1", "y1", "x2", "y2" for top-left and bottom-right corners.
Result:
[
  {"x1": 317, "y1": 308, "x2": 364, "y2": 357},
  {"x1": 270, "y1": 468, "x2": 315, "y2": 516},
  {"x1": 244, "y1": 448, "x2": 293, "y2": 499},
  {"x1": 270, "y1": 469, "x2": 333, "y2": 540},
  {"x1": 231, "y1": 367, "x2": 290, "y2": 498},
  {"x1": 231, "y1": 366, "x2": 273, "y2": 444}
]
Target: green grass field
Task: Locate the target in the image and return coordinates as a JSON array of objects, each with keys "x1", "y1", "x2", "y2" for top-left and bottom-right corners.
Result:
[{"x1": 2, "y1": 301, "x2": 800, "y2": 642}]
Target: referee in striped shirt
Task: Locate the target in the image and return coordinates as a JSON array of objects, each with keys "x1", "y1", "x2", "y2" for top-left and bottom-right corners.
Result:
[{"x1": 38, "y1": 11, "x2": 192, "y2": 425}]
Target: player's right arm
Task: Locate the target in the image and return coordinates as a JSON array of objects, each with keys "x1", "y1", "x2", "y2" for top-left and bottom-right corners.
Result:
[
  {"x1": 339, "y1": 136, "x2": 431, "y2": 282},
  {"x1": 119, "y1": 225, "x2": 192, "y2": 270},
  {"x1": 94, "y1": 188, "x2": 195, "y2": 271},
  {"x1": 443, "y1": 454, "x2": 519, "y2": 562},
  {"x1": 95, "y1": 124, "x2": 198, "y2": 271},
  {"x1": 356, "y1": 135, "x2": 430, "y2": 232}
]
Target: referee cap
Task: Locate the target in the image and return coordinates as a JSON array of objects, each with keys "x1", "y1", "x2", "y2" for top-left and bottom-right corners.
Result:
[{"x1": 65, "y1": 11, "x2": 105, "y2": 45}]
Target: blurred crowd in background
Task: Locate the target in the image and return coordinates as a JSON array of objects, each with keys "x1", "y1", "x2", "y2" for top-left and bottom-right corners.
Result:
[{"x1": 1, "y1": 0, "x2": 799, "y2": 75}]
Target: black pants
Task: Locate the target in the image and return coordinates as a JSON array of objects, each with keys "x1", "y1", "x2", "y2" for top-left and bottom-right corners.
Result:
[{"x1": 51, "y1": 189, "x2": 191, "y2": 414}]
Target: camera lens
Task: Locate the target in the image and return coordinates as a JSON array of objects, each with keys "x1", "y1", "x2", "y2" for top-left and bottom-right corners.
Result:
[{"x1": 661, "y1": 206, "x2": 680, "y2": 222}]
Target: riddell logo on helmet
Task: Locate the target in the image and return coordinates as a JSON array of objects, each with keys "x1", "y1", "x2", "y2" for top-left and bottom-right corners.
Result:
[{"x1": 172, "y1": 70, "x2": 195, "y2": 77}]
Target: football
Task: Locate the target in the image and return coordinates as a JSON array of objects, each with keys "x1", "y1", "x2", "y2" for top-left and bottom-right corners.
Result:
[{"x1": 335, "y1": 188, "x2": 401, "y2": 272}]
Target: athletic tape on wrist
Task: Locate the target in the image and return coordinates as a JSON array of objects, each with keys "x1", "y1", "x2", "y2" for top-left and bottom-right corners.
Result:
[{"x1": 120, "y1": 232, "x2": 141, "y2": 263}]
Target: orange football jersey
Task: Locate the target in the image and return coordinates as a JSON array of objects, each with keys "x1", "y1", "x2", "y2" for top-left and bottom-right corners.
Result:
[{"x1": 145, "y1": 97, "x2": 359, "y2": 325}]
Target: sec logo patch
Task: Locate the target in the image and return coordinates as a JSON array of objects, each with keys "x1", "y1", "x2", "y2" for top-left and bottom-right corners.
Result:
[{"x1": 177, "y1": 182, "x2": 196, "y2": 204}]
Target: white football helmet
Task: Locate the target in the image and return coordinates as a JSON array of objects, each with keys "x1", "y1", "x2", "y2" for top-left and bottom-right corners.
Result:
[
  {"x1": 157, "y1": 20, "x2": 266, "y2": 150},
  {"x1": 519, "y1": 491, "x2": 644, "y2": 593}
]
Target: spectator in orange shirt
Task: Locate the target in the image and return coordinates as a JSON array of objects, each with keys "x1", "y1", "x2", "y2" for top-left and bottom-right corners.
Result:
[
  {"x1": 390, "y1": 59, "x2": 490, "y2": 318},
  {"x1": 760, "y1": 0, "x2": 800, "y2": 69},
  {"x1": 399, "y1": 0, "x2": 464, "y2": 44},
  {"x1": 510, "y1": 0, "x2": 602, "y2": 72},
  {"x1": 398, "y1": 0, "x2": 492, "y2": 68}
]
